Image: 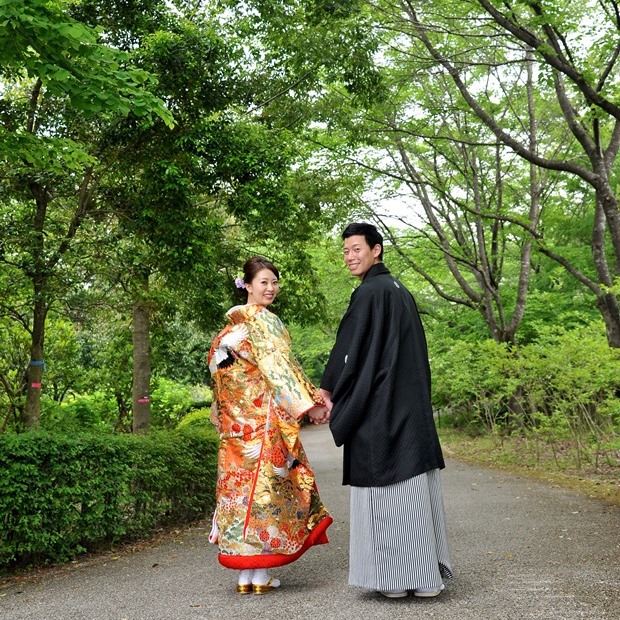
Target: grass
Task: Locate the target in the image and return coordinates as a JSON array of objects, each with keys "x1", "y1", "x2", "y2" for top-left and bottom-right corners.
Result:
[{"x1": 437, "y1": 426, "x2": 620, "y2": 507}]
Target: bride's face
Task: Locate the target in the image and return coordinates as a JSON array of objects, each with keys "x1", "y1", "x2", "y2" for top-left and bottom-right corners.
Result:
[{"x1": 245, "y1": 268, "x2": 279, "y2": 307}]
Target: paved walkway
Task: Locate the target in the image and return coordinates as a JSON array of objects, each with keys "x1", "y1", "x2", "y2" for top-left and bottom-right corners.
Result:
[{"x1": 1, "y1": 424, "x2": 618, "y2": 620}]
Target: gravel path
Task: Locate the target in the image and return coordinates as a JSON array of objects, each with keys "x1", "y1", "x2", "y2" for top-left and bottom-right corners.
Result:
[{"x1": 1, "y1": 424, "x2": 618, "y2": 620}]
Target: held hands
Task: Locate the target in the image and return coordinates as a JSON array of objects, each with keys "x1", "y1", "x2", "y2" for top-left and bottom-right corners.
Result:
[
  {"x1": 308, "y1": 389, "x2": 333, "y2": 425},
  {"x1": 319, "y1": 388, "x2": 333, "y2": 413},
  {"x1": 307, "y1": 405, "x2": 329, "y2": 425}
]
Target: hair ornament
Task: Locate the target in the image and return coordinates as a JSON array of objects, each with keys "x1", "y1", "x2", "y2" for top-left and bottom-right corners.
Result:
[{"x1": 234, "y1": 276, "x2": 246, "y2": 289}]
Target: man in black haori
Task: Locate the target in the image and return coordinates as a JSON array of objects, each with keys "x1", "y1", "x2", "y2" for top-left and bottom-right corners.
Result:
[{"x1": 319, "y1": 222, "x2": 453, "y2": 599}]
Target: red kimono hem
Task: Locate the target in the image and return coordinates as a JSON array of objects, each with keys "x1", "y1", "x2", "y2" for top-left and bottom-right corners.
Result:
[{"x1": 217, "y1": 516, "x2": 333, "y2": 569}]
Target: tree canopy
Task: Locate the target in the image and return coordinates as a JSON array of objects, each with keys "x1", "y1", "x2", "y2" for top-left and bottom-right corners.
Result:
[{"x1": 1, "y1": 0, "x2": 619, "y2": 444}]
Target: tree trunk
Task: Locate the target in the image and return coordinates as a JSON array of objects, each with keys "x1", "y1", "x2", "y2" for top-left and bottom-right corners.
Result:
[
  {"x1": 132, "y1": 277, "x2": 151, "y2": 434},
  {"x1": 23, "y1": 182, "x2": 49, "y2": 430},
  {"x1": 22, "y1": 293, "x2": 47, "y2": 430},
  {"x1": 596, "y1": 293, "x2": 620, "y2": 348}
]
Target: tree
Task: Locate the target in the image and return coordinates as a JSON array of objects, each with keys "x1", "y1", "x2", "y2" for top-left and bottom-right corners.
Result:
[
  {"x1": 390, "y1": 0, "x2": 620, "y2": 346},
  {"x1": 221, "y1": 0, "x2": 620, "y2": 345},
  {"x1": 53, "y1": 2, "x2": 342, "y2": 432},
  {"x1": 0, "y1": 0, "x2": 172, "y2": 428}
]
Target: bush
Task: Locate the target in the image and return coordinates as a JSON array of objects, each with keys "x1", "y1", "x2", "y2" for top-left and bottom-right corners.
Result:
[
  {"x1": 177, "y1": 407, "x2": 211, "y2": 429},
  {"x1": 431, "y1": 338, "x2": 520, "y2": 434},
  {"x1": 150, "y1": 380, "x2": 212, "y2": 429},
  {"x1": 39, "y1": 392, "x2": 118, "y2": 433},
  {"x1": 0, "y1": 426, "x2": 219, "y2": 569},
  {"x1": 431, "y1": 321, "x2": 620, "y2": 465},
  {"x1": 150, "y1": 378, "x2": 195, "y2": 428}
]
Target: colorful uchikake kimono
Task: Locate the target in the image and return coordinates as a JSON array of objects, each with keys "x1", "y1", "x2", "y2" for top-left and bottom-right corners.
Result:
[{"x1": 208, "y1": 303, "x2": 332, "y2": 569}]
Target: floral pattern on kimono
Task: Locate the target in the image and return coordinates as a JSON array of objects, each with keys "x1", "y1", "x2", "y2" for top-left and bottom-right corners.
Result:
[{"x1": 208, "y1": 303, "x2": 332, "y2": 569}]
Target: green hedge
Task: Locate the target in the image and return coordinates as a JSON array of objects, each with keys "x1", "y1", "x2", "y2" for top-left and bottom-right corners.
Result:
[{"x1": 0, "y1": 427, "x2": 219, "y2": 569}]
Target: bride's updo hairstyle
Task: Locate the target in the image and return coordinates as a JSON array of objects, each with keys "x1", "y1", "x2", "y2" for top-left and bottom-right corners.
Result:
[
  {"x1": 235, "y1": 256, "x2": 280, "y2": 299},
  {"x1": 243, "y1": 256, "x2": 280, "y2": 284}
]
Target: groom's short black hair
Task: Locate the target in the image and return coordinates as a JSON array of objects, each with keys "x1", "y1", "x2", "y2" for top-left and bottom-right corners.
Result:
[{"x1": 342, "y1": 222, "x2": 384, "y2": 260}]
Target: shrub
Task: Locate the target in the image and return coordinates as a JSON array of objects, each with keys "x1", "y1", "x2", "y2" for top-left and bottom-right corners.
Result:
[
  {"x1": 150, "y1": 378, "x2": 195, "y2": 428},
  {"x1": 431, "y1": 321, "x2": 620, "y2": 465},
  {"x1": 39, "y1": 392, "x2": 118, "y2": 433},
  {"x1": 0, "y1": 427, "x2": 218, "y2": 569},
  {"x1": 431, "y1": 338, "x2": 521, "y2": 434},
  {"x1": 177, "y1": 407, "x2": 211, "y2": 429}
]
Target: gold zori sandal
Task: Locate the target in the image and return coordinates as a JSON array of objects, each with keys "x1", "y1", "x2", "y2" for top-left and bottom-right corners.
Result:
[{"x1": 252, "y1": 578, "x2": 280, "y2": 595}]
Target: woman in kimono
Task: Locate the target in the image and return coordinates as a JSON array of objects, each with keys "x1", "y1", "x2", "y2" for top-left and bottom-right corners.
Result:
[{"x1": 208, "y1": 257, "x2": 332, "y2": 595}]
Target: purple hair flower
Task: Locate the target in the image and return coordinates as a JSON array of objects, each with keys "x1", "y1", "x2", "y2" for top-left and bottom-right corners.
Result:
[{"x1": 234, "y1": 276, "x2": 246, "y2": 289}]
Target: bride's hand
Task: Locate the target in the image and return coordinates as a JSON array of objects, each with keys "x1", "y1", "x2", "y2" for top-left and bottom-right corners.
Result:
[{"x1": 307, "y1": 405, "x2": 329, "y2": 425}]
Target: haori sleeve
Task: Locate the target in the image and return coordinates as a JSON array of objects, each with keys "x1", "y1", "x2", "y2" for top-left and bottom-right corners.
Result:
[
  {"x1": 249, "y1": 312, "x2": 322, "y2": 421},
  {"x1": 323, "y1": 288, "x2": 380, "y2": 446}
]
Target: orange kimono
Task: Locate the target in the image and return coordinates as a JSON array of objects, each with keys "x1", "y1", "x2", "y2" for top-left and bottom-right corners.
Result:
[{"x1": 208, "y1": 303, "x2": 332, "y2": 569}]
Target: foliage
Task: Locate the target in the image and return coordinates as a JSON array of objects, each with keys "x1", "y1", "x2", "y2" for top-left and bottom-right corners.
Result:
[
  {"x1": 229, "y1": 0, "x2": 620, "y2": 346},
  {"x1": 150, "y1": 319, "x2": 213, "y2": 385},
  {"x1": 0, "y1": 315, "x2": 30, "y2": 430},
  {"x1": 0, "y1": 426, "x2": 218, "y2": 568},
  {"x1": 39, "y1": 392, "x2": 118, "y2": 433},
  {"x1": 431, "y1": 337, "x2": 521, "y2": 433},
  {"x1": 34, "y1": 380, "x2": 212, "y2": 433},
  {"x1": 431, "y1": 321, "x2": 620, "y2": 470},
  {"x1": 0, "y1": 0, "x2": 178, "y2": 428},
  {"x1": 150, "y1": 378, "x2": 196, "y2": 428},
  {"x1": 0, "y1": 0, "x2": 172, "y2": 172},
  {"x1": 177, "y1": 407, "x2": 211, "y2": 430},
  {"x1": 518, "y1": 324, "x2": 620, "y2": 467},
  {"x1": 286, "y1": 236, "x2": 365, "y2": 385}
]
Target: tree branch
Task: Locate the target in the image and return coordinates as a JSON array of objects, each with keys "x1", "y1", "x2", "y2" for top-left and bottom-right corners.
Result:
[
  {"x1": 476, "y1": 0, "x2": 620, "y2": 120},
  {"x1": 402, "y1": 4, "x2": 599, "y2": 184}
]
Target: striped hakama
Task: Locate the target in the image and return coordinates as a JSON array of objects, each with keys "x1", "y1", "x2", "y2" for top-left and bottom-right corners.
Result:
[{"x1": 349, "y1": 468, "x2": 453, "y2": 591}]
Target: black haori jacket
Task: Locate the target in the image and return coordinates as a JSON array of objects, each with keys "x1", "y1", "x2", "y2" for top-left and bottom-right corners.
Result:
[{"x1": 321, "y1": 263, "x2": 445, "y2": 487}]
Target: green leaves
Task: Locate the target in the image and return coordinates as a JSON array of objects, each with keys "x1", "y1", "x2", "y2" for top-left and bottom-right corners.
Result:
[
  {"x1": 0, "y1": 129, "x2": 96, "y2": 174},
  {"x1": 0, "y1": 0, "x2": 173, "y2": 128},
  {"x1": 430, "y1": 319, "x2": 620, "y2": 450},
  {"x1": 0, "y1": 428, "x2": 218, "y2": 567}
]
